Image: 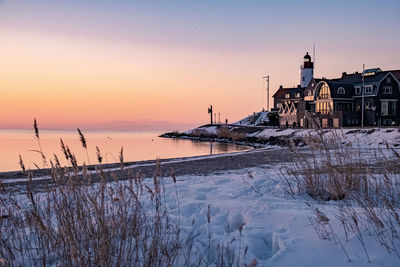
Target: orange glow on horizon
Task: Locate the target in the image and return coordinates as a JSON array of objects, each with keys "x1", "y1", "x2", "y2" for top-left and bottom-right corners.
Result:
[
  {"x1": 1, "y1": 22, "x2": 399, "y2": 130},
  {"x1": 0, "y1": 30, "x2": 277, "y2": 129}
]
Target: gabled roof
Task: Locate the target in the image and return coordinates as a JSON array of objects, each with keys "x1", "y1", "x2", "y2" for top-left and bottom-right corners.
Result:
[
  {"x1": 338, "y1": 70, "x2": 400, "y2": 85},
  {"x1": 388, "y1": 70, "x2": 400, "y2": 81},
  {"x1": 336, "y1": 73, "x2": 362, "y2": 83},
  {"x1": 273, "y1": 86, "x2": 304, "y2": 99},
  {"x1": 272, "y1": 87, "x2": 290, "y2": 98},
  {"x1": 305, "y1": 78, "x2": 325, "y2": 91},
  {"x1": 324, "y1": 81, "x2": 354, "y2": 99},
  {"x1": 363, "y1": 68, "x2": 382, "y2": 76}
]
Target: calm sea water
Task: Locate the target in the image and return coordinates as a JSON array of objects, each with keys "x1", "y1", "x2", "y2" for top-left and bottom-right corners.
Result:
[{"x1": 0, "y1": 129, "x2": 250, "y2": 172}]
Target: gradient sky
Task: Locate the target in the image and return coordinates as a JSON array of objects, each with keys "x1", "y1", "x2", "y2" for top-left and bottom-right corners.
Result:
[{"x1": 1, "y1": 0, "x2": 399, "y2": 130}]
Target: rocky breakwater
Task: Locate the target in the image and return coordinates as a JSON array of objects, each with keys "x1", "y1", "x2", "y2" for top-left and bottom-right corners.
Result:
[{"x1": 160, "y1": 124, "x2": 306, "y2": 147}]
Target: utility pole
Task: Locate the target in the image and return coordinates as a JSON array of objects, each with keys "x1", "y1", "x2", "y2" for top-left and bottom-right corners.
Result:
[
  {"x1": 361, "y1": 64, "x2": 365, "y2": 127},
  {"x1": 208, "y1": 105, "x2": 213, "y2": 125},
  {"x1": 262, "y1": 75, "x2": 270, "y2": 111}
]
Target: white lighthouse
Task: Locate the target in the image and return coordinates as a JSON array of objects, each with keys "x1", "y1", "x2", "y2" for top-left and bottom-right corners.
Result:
[{"x1": 300, "y1": 52, "x2": 314, "y2": 87}]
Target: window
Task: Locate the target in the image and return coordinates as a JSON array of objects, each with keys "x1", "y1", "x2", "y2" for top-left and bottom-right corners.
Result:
[
  {"x1": 386, "y1": 77, "x2": 392, "y2": 83},
  {"x1": 365, "y1": 102, "x2": 372, "y2": 109},
  {"x1": 364, "y1": 85, "x2": 373, "y2": 94},
  {"x1": 316, "y1": 101, "x2": 332, "y2": 114},
  {"x1": 295, "y1": 92, "x2": 301, "y2": 98},
  {"x1": 381, "y1": 102, "x2": 386, "y2": 115},
  {"x1": 355, "y1": 86, "x2": 361, "y2": 95},
  {"x1": 336, "y1": 103, "x2": 352, "y2": 111},
  {"x1": 337, "y1": 87, "x2": 345, "y2": 94},
  {"x1": 285, "y1": 93, "x2": 290, "y2": 99},
  {"x1": 318, "y1": 83, "x2": 330, "y2": 99},
  {"x1": 383, "y1": 86, "x2": 392, "y2": 94},
  {"x1": 381, "y1": 101, "x2": 396, "y2": 116}
]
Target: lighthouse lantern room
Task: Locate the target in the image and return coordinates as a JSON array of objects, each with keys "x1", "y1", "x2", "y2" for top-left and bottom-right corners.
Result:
[{"x1": 300, "y1": 52, "x2": 314, "y2": 87}]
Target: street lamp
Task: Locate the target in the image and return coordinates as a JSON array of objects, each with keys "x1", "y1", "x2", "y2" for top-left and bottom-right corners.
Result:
[{"x1": 262, "y1": 76, "x2": 270, "y2": 111}]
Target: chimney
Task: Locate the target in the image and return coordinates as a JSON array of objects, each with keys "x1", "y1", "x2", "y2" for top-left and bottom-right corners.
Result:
[
  {"x1": 279, "y1": 85, "x2": 283, "y2": 89},
  {"x1": 342, "y1": 72, "x2": 347, "y2": 77}
]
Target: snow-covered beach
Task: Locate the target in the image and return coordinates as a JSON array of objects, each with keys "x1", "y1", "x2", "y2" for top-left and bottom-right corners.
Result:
[{"x1": 2, "y1": 127, "x2": 400, "y2": 266}]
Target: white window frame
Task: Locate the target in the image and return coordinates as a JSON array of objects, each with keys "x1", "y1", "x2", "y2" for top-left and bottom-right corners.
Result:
[
  {"x1": 337, "y1": 87, "x2": 345, "y2": 94},
  {"x1": 355, "y1": 86, "x2": 361, "y2": 95},
  {"x1": 383, "y1": 85, "x2": 392, "y2": 94},
  {"x1": 364, "y1": 85, "x2": 373, "y2": 94}
]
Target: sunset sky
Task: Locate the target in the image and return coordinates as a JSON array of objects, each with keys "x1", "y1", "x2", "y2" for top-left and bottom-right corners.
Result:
[{"x1": 1, "y1": 0, "x2": 399, "y2": 130}]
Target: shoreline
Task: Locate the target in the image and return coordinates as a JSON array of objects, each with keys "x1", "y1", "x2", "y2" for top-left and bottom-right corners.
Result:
[
  {"x1": 159, "y1": 124, "x2": 301, "y2": 147},
  {"x1": 0, "y1": 146, "x2": 293, "y2": 192},
  {"x1": 4, "y1": 123, "x2": 399, "y2": 192},
  {"x1": 162, "y1": 124, "x2": 400, "y2": 148}
]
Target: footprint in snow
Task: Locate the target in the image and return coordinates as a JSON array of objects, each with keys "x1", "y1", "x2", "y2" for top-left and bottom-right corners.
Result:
[
  {"x1": 195, "y1": 192, "x2": 207, "y2": 200},
  {"x1": 226, "y1": 213, "x2": 246, "y2": 233},
  {"x1": 181, "y1": 202, "x2": 203, "y2": 217},
  {"x1": 196, "y1": 186, "x2": 217, "y2": 193},
  {"x1": 214, "y1": 178, "x2": 231, "y2": 185},
  {"x1": 249, "y1": 232, "x2": 280, "y2": 260}
]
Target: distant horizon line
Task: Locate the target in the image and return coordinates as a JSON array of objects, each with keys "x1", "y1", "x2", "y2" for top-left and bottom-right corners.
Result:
[{"x1": 0, "y1": 120, "x2": 200, "y2": 132}]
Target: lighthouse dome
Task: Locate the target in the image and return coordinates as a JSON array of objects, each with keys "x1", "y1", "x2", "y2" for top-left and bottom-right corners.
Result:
[{"x1": 304, "y1": 52, "x2": 311, "y2": 62}]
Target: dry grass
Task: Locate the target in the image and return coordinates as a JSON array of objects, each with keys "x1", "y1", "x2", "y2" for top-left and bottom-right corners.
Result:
[
  {"x1": 0, "y1": 121, "x2": 252, "y2": 266},
  {"x1": 191, "y1": 128, "x2": 213, "y2": 137},
  {"x1": 282, "y1": 128, "x2": 400, "y2": 261},
  {"x1": 0, "y1": 158, "x2": 186, "y2": 266},
  {"x1": 217, "y1": 127, "x2": 246, "y2": 141}
]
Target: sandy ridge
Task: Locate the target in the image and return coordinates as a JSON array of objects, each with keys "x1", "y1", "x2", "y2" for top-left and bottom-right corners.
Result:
[{"x1": 0, "y1": 147, "x2": 295, "y2": 193}]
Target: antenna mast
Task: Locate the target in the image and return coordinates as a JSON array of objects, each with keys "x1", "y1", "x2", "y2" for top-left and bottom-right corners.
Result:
[
  {"x1": 262, "y1": 76, "x2": 270, "y2": 111},
  {"x1": 313, "y1": 42, "x2": 316, "y2": 68}
]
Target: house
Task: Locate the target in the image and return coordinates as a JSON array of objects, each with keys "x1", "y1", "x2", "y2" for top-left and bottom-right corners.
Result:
[
  {"x1": 274, "y1": 85, "x2": 304, "y2": 127},
  {"x1": 273, "y1": 54, "x2": 400, "y2": 128}
]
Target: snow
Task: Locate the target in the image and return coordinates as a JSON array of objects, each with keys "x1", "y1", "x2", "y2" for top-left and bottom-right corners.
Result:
[
  {"x1": 256, "y1": 127, "x2": 400, "y2": 148},
  {"x1": 3, "y1": 124, "x2": 400, "y2": 265},
  {"x1": 4, "y1": 151, "x2": 400, "y2": 266},
  {"x1": 233, "y1": 111, "x2": 270, "y2": 126},
  {"x1": 184, "y1": 125, "x2": 219, "y2": 135},
  {"x1": 156, "y1": 163, "x2": 398, "y2": 266},
  {"x1": 168, "y1": 165, "x2": 399, "y2": 266},
  {"x1": 193, "y1": 125, "x2": 400, "y2": 148}
]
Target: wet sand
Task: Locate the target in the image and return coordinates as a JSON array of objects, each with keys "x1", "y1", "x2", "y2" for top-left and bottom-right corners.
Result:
[{"x1": 0, "y1": 147, "x2": 296, "y2": 193}]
